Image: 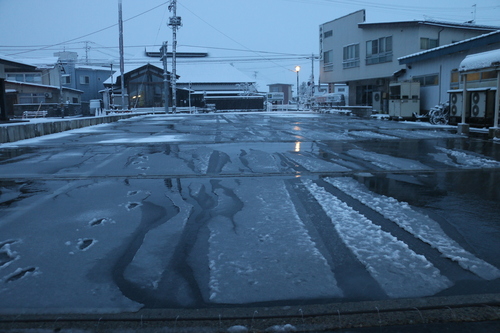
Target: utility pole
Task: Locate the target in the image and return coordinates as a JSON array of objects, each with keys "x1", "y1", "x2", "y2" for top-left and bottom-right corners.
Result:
[
  {"x1": 118, "y1": 0, "x2": 126, "y2": 110},
  {"x1": 161, "y1": 42, "x2": 170, "y2": 113},
  {"x1": 168, "y1": 0, "x2": 182, "y2": 114},
  {"x1": 58, "y1": 61, "x2": 65, "y2": 118},
  {"x1": 310, "y1": 53, "x2": 315, "y2": 101},
  {"x1": 84, "y1": 41, "x2": 91, "y2": 65}
]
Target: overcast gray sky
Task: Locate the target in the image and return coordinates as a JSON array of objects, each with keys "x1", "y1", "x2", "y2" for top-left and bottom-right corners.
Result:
[{"x1": 0, "y1": 0, "x2": 499, "y2": 85}]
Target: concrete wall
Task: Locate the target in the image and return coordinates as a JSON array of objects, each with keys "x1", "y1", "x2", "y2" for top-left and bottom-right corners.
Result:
[{"x1": 0, "y1": 114, "x2": 141, "y2": 144}]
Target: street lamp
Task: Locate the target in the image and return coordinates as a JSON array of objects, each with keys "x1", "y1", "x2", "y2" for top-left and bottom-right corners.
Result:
[{"x1": 295, "y1": 65, "x2": 301, "y2": 111}]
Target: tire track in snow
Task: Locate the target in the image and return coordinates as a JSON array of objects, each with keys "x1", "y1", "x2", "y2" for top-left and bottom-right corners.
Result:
[
  {"x1": 303, "y1": 179, "x2": 452, "y2": 298},
  {"x1": 207, "y1": 178, "x2": 343, "y2": 304},
  {"x1": 327, "y1": 177, "x2": 500, "y2": 281}
]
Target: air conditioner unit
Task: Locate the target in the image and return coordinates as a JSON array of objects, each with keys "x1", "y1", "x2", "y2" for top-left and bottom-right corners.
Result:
[
  {"x1": 470, "y1": 90, "x2": 487, "y2": 118},
  {"x1": 44, "y1": 92, "x2": 52, "y2": 99},
  {"x1": 449, "y1": 91, "x2": 463, "y2": 117}
]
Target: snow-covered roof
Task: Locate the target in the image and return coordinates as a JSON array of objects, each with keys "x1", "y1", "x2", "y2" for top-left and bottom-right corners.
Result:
[
  {"x1": 103, "y1": 63, "x2": 163, "y2": 85},
  {"x1": 459, "y1": 49, "x2": 500, "y2": 72},
  {"x1": 360, "y1": 19, "x2": 500, "y2": 31},
  {"x1": 75, "y1": 64, "x2": 113, "y2": 71},
  {"x1": 6, "y1": 79, "x2": 84, "y2": 93},
  {"x1": 399, "y1": 30, "x2": 500, "y2": 63},
  {"x1": 0, "y1": 54, "x2": 39, "y2": 70}
]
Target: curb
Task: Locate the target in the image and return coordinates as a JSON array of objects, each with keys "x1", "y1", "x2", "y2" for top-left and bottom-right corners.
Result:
[{"x1": 0, "y1": 114, "x2": 143, "y2": 144}]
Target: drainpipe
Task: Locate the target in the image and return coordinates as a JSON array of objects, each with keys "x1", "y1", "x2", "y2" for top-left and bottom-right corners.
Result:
[
  {"x1": 494, "y1": 70, "x2": 500, "y2": 128},
  {"x1": 458, "y1": 73, "x2": 470, "y2": 135},
  {"x1": 437, "y1": 27, "x2": 445, "y2": 47}
]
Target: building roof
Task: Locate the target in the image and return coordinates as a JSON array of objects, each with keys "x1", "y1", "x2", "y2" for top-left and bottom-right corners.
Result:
[
  {"x1": 359, "y1": 19, "x2": 500, "y2": 32},
  {"x1": 398, "y1": 30, "x2": 500, "y2": 64},
  {"x1": 0, "y1": 55, "x2": 38, "y2": 71},
  {"x1": 459, "y1": 49, "x2": 500, "y2": 72},
  {"x1": 75, "y1": 64, "x2": 114, "y2": 71},
  {"x1": 103, "y1": 63, "x2": 166, "y2": 85},
  {"x1": 5, "y1": 80, "x2": 84, "y2": 93}
]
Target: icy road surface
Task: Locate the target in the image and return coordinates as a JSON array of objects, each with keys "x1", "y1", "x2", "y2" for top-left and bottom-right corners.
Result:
[{"x1": 0, "y1": 112, "x2": 499, "y2": 314}]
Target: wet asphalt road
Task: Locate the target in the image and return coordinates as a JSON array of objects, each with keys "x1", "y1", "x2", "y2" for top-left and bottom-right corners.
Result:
[{"x1": 0, "y1": 112, "x2": 499, "y2": 313}]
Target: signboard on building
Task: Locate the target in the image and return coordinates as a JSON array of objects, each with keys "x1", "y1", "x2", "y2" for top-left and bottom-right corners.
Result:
[{"x1": 267, "y1": 92, "x2": 284, "y2": 102}]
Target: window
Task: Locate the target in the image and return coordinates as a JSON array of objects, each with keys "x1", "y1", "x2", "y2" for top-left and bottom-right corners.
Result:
[
  {"x1": 414, "y1": 74, "x2": 439, "y2": 86},
  {"x1": 323, "y1": 50, "x2": 333, "y2": 63},
  {"x1": 343, "y1": 44, "x2": 359, "y2": 68},
  {"x1": 366, "y1": 36, "x2": 392, "y2": 65},
  {"x1": 62, "y1": 75, "x2": 71, "y2": 85},
  {"x1": 18, "y1": 93, "x2": 45, "y2": 104},
  {"x1": 323, "y1": 50, "x2": 333, "y2": 71},
  {"x1": 6, "y1": 73, "x2": 42, "y2": 83},
  {"x1": 80, "y1": 75, "x2": 90, "y2": 84},
  {"x1": 481, "y1": 70, "x2": 497, "y2": 80},
  {"x1": 323, "y1": 30, "x2": 333, "y2": 38},
  {"x1": 466, "y1": 72, "x2": 480, "y2": 81},
  {"x1": 25, "y1": 74, "x2": 41, "y2": 83},
  {"x1": 420, "y1": 37, "x2": 438, "y2": 50}
]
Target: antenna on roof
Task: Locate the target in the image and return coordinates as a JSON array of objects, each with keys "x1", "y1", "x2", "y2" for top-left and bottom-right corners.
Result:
[{"x1": 471, "y1": 4, "x2": 477, "y2": 24}]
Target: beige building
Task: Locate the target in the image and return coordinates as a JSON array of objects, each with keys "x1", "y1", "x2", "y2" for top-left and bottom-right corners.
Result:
[{"x1": 319, "y1": 10, "x2": 499, "y2": 113}]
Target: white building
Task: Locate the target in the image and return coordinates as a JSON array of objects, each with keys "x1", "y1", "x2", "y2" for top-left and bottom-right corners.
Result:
[
  {"x1": 398, "y1": 30, "x2": 500, "y2": 115},
  {"x1": 319, "y1": 10, "x2": 499, "y2": 113}
]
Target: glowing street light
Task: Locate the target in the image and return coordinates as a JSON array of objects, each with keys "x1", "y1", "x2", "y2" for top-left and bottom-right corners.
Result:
[{"x1": 295, "y1": 66, "x2": 301, "y2": 111}]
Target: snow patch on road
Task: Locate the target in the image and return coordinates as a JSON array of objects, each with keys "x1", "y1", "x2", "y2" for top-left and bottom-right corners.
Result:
[
  {"x1": 284, "y1": 152, "x2": 350, "y2": 172},
  {"x1": 348, "y1": 131, "x2": 398, "y2": 140},
  {"x1": 347, "y1": 149, "x2": 430, "y2": 171},
  {"x1": 303, "y1": 179, "x2": 452, "y2": 298},
  {"x1": 327, "y1": 177, "x2": 500, "y2": 280},
  {"x1": 124, "y1": 190, "x2": 193, "y2": 289},
  {"x1": 431, "y1": 147, "x2": 500, "y2": 169},
  {"x1": 207, "y1": 179, "x2": 342, "y2": 304}
]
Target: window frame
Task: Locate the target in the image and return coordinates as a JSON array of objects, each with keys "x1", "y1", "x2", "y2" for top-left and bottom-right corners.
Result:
[
  {"x1": 80, "y1": 75, "x2": 90, "y2": 85},
  {"x1": 323, "y1": 50, "x2": 334, "y2": 72},
  {"x1": 62, "y1": 74, "x2": 71, "y2": 85},
  {"x1": 343, "y1": 43, "x2": 360, "y2": 69},
  {"x1": 366, "y1": 36, "x2": 393, "y2": 65},
  {"x1": 414, "y1": 73, "x2": 439, "y2": 87},
  {"x1": 420, "y1": 37, "x2": 439, "y2": 50}
]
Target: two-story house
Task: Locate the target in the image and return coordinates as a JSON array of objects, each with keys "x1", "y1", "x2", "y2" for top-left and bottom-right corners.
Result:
[
  {"x1": 54, "y1": 51, "x2": 114, "y2": 105},
  {"x1": 1, "y1": 55, "x2": 84, "y2": 118},
  {"x1": 319, "y1": 10, "x2": 499, "y2": 113}
]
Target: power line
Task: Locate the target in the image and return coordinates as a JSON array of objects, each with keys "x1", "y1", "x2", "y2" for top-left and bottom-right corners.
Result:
[
  {"x1": 5, "y1": 1, "x2": 170, "y2": 57},
  {"x1": 178, "y1": 2, "x2": 299, "y2": 73},
  {"x1": 0, "y1": 43, "x2": 311, "y2": 58}
]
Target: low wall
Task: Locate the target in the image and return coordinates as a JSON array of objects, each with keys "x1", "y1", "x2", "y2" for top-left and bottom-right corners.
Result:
[{"x1": 0, "y1": 114, "x2": 142, "y2": 144}]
